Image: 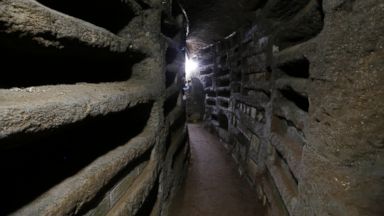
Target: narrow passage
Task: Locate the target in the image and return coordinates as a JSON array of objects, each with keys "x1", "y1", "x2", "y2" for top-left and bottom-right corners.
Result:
[{"x1": 169, "y1": 124, "x2": 265, "y2": 216}]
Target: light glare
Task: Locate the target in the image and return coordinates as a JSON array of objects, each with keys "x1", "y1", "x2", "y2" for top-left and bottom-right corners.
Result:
[{"x1": 185, "y1": 56, "x2": 198, "y2": 78}]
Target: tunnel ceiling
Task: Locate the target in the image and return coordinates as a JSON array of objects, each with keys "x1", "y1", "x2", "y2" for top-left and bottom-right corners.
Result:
[{"x1": 180, "y1": 0, "x2": 264, "y2": 52}]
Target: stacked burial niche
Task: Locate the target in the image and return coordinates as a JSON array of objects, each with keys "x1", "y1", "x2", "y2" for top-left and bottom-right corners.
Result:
[
  {"x1": 195, "y1": 0, "x2": 384, "y2": 215},
  {"x1": 0, "y1": 0, "x2": 189, "y2": 215}
]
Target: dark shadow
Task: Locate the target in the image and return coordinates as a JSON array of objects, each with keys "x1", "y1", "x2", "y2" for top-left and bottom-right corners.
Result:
[
  {"x1": 162, "y1": 12, "x2": 180, "y2": 38},
  {"x1": 232, "y1": 83, "x2": 241, "y2": 93},
  {"x1": 36, "y1": 0, "x2": 135, "y2": 34},
  {"x1": 249, "y1": 0, "x2": 268, "y2": 11},
  {"x1": 205, "y1": 78, "x2": 213, "y2": 87},
  {"x1": 217, "y1": 78, "x2": 230, "y2": 87},
  {"x1": 172, "y1": 135, "x2": 188, "y2": 169},
  {"x1": 218, "y1": 99, "x2": 229, "y2": 108},
  {"x1": 136, "y1": 0, "x2": 150, "y2": 10},
  {"x1": 218, "y1": 113, "x2": 229, "y2": 130},
  {"x1": 217, "y1": 89, "x2": 230, "y2": 97},
  {"x1": 171, "y1": 0, "x2": 183, "y2": 17},
  {"x1": 279, "y1": 87, "x2": 309, "y2": 112},
  {"x1": 188, "y1": 78, "x2": 205, "y2": 120},
  {"x1": 211, "y1": 114, "x2": 218, "y2": 121},
  {"x1": 166, "y1": 47, "x2": 179, "y2": 64},
  {"x1": 217, "y1": 69, "x2": 230, "y2": 76},
  {"x1": 275, "y1": 0, "x2": 324, "y2": 49},
  {"x1": 79, "y1": 148, "x2": 152, "y2": 215},
  {"x1": 0, "y1": 102, "x2": 153, "y2": 215},
  {"x1": 205, "y1": 89, "x2": 216, "y2": 97},
  {"x1": 0, "y1": 30, "x2": 145, "y2": 88},
  {"x1": 265, "y1": 0, "x2": 309, "y2": 20},
  {"x1": 207, "y1": 98, "x2": 216, "y2": 106},
  {"x1": 166, "y1": 69, "x2": 178, "y2": 87},
  {"x1": 164, "y1": 91, "x2": 180, "y2": 116},
  {"x1": 135, "y1": 177, "x2": 159, "y2": 216},
  {"x1": 278, "y1": 57, "x2": 310, "y2": 78}
]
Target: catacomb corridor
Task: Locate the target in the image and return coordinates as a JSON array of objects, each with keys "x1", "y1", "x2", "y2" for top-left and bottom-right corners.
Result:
[{"x1": 0, "y1": 0, "x2": 383, "y2": 215}]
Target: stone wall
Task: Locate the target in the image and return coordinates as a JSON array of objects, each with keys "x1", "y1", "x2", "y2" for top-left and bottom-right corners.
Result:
[
  {"x1": 196, "y1": 0, "x2": 383, "y2": 215},
  {"x1": 0, "y1": 0, "x2": 188, "y2": 215}
]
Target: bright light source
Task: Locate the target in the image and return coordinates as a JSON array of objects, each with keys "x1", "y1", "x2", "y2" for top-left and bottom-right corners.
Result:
[{"x1": 185, "y1": 55, "x2": 198, "y2": 78}]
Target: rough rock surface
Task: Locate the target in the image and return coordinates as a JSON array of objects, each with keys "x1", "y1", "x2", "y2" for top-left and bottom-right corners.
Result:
[
  {"x1": 191, "y1": 0, "x2": 384, "y2": 215},
  {"x1": 0, "y1": 0, "x2": 189, "y2": 215},
  {"x1": 299, "y1": 0, "x2": 384, "y2": 215},
  {"x1": 181, "y1": 0, "x2": 265, "y2": 51}
]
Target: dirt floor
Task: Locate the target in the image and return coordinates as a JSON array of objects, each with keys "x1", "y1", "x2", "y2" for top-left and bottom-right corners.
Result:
[{"x1": 168, "y1": 124, "x2": 265, "y2": 216}]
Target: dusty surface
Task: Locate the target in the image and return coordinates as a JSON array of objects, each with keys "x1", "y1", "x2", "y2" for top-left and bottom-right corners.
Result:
[
  {"x1": 297, "y1": 1, "x2": 384, "y2": 215},
  {"x1": 0, "y1": 0, "x2": 188, "y2": 215},
  {"x1": 190, "y1": 0, "x2": 384, "y2": 215},
  {"x1": 169, "y1": 124, "x2": 265, "y2": 216}
]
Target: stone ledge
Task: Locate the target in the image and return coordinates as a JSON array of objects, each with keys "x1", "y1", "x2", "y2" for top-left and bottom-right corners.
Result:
[
  {"x1": 275, "y1": 77, "x2": 308, "y2": 95},
  {"x1": 273, "y1": 98, "x2": 308, "y2": 131},
  {"x1": 270, "y1": 132, "x2": 304, "y2": 179},
  {"x1": 165, "y1": 81, "x2": 183, "y2": 100},
  {"x1": 107, "y1": 156, "x2": 160, "y2": 216},
  {"x1": 167, "y1": 105, "x2": 185, "y2": 127},
  {"x1": 12, "y1": 125, "x2": 158, "y2": 216},
  {"x1": 166, "y1": 126, "x2": 187, "y2": 167},
  {"x1": 0, "y1": 81, "x2": 157, "y2": 140},
  {"x1": 0, "y1": 0, "x2": 134, "y2": 52},
  {"x1": 266, "y1": 161, "x2": 298, "y2": 216}
]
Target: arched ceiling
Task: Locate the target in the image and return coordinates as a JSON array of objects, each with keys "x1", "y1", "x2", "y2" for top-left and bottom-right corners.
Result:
[{"x1": 180, "y1": 0, "x2": 265, "y2": 52}]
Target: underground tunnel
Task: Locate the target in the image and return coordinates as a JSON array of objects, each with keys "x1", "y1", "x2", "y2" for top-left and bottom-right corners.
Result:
[{"x1": 0, "y1": 0, "x2": 383, "y2": 215}]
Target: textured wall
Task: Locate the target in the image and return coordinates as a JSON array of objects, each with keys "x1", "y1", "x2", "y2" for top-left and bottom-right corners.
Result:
[
  {"x1": 180, "y1": 0, "x2": 270, "y2": 52},
  {"x1": 196, "y1": 0, "x2": 383, "y2": 215},
  {"x1": 0, "y1": 0, "x2": 188, "y2": 215}
]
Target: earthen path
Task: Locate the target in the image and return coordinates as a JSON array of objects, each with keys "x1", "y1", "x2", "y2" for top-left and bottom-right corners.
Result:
[{"x1": 169, "y1": 124, "x2": 265, "y2": 216}]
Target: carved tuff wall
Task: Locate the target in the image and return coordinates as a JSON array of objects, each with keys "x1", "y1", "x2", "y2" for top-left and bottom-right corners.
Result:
[
  {"x1": 0, "y1": 0, "x2": 188, "y2": 215},
  {"x1": 196, "y1": 0, "x2": 383, "y2": 215}
]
